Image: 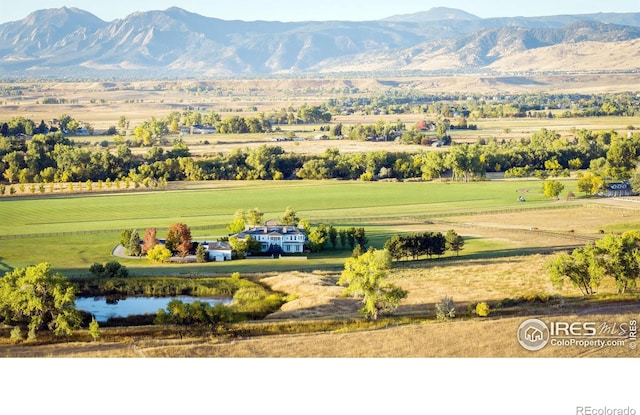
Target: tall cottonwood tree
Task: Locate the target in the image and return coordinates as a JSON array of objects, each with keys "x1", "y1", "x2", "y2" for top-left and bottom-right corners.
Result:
[
  {"x1": 280, "y1": 206, "x2": 299, "y2": 226},
  {"x1": 543, "y1": 180, "x2": 565, "y2": 199},
  {"x1": 595, "y1": 231, "x2": 640, "y2": 293},
  {"x1": 227, "y1": 209, "x2": 247, "y2": 234},
  {"x1": 246, "y1": 208, "x2": 264, "y2": 226},
  {"x1": 548, "y1": 244, "x2": 602, "y2": 296},
  {"x1": 547, "y1": 231, "x2": 640, "y2": 295},
  {"x1": 338, "y1": 248, "x2": 407, "y2": 320},
  {"x1": 0, "y1": 263, "x2": 81, "y2": 338}
]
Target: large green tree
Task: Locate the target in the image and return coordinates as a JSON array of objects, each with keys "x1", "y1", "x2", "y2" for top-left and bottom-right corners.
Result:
[
  {"x1": 227, "y1": 209, "x2": 247, "y2": 234},
  {"x1": 246, "y1": 208, "x2": 264, "y2": 226},
  {"x1": 308, "y1": 224, "x2": 329, "y2": 252},
  {"x1": 543, "y1": 180, "x2": 565, "y2": 199},
  {"x1": 576, "y1": 172, "x2": 604, "y2": 196},
  {"x1": 595, "y1": 231, "x2": 640, "y2": 293},
  {"x1": 280, "y1": 206, "x2": 299, "y2": 226},
  {"x1": 547, "y1": 231, "x2": 640, "y2": 295},
  {"x1": 0, "y1": 263, "x2": 81, "y2": 338},
  {"x1": 446, "y1": 143, "x2": 484, "y2": 182},
  {"x1": 547, "y1": 244, "x2": 602, "y2": 296},
  {"x1": 338, "y1": 248, "x2": 407, "y2": 320}
]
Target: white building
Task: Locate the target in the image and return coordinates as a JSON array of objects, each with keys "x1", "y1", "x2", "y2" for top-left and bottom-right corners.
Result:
[
  {"x1": 234, "y1": 226, "x2": 307, "y2": 254},
  {"x1": 202, "y1": 241, "x2": 233, "y2": 261}
]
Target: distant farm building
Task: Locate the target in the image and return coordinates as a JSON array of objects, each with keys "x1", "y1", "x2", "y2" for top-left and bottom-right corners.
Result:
[
  {"x1": 189, "y1": 124, "x2": 216, "y2": 134},
  {"x1": 601, "y1": 181, "x2": 634, "y2": 197}
]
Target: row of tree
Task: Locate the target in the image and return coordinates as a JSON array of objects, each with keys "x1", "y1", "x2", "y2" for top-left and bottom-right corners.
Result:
[
  {"x1": 384, "y1": 230, "x2": 464, "y2": 261},
  {"x1": 3, "y1": 127, "x2": 640, "y2": 186},
  {"x1": 120, "y1": 223, "x2": 193, "y2": 263},
  {"x1": 326, "y1": 92, "x2": 640, "y2": 119}
]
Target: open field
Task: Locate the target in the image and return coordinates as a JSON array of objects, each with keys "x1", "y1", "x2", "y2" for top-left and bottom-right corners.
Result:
[{"x1": 0, "y1": 178, "x2": 596, "y2": 273}]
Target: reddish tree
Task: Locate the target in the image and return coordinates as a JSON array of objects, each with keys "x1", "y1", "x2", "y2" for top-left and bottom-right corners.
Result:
[
  {"x1": 166, "y1": 223, "x2": 192, "y2": 257},
  {"x1": 142, "y1": 228, "x2": 158, "y2": 253}
]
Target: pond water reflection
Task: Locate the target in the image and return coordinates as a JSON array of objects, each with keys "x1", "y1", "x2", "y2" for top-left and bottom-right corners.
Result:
[{"x1": 75, "y1": 296, "x2": 232, "y2": 322}]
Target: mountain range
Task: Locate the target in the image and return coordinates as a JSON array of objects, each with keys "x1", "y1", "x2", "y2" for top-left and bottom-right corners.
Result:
[{"x1": 1, "y1": 6, "x2": 639, "y2": 78}]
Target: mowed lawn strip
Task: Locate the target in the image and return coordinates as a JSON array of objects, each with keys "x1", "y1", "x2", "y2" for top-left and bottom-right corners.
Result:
[{"x1": 0, "y1": 179, "x2": 560, "y2": 236}]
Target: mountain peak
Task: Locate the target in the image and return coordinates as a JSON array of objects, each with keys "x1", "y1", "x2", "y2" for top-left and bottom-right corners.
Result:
[
  {"x1": 1, "y1": 6, "x2": 639, "y2": 78},
  {"x1": 384, "y1": 7, "x2": 481, "y2": 22},
  {"x1": 21, "y1": 6, "x2": 106, "y2": 27}
]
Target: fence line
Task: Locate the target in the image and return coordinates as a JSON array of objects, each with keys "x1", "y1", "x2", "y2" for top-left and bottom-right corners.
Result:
[{"x1": 0, "y1": 223, "x2": 229, "y2": 240}]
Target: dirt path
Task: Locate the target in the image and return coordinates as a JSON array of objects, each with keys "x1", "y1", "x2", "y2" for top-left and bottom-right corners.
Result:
[{"x1": 111, "y1": 244, "x2": 137, "y2": 259}]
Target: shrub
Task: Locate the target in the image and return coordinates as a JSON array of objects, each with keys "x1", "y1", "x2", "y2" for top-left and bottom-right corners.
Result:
[
  {"x1": 90, "y1": 261, "x2": 128, "y2": 278},
  {"x1": 104, "y1": 261, "x2": 128, "y2": 278},
  {"x1": 435, "y1": 296, "x2": 456, "y2": 321},
  {"x1": 154, "y1": 300, "x2": 233, "y2": 326},
  {"x1": 147, "y1": 245, "x2": 172, "y2": 263},
  {"x1": 232, "y1": 287, "x2": 285, "y2": 317},
  {"x1": 475, "y1": 302, "x2": 490, "y2": 317},
  {"x1": 89, "y1": 262, "x2": 105, "y2": 277},
  {"x1": 10, "y1": 326, "x2": 24, "y2": 343},
  {"x1": 89, "y1": 318, "x2": 100, "y2": 341},
  {"x1": 467, "y1": 302, "x2": 477, "y2": 315}
]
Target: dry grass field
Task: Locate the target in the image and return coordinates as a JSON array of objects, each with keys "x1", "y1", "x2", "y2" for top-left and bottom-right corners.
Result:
[{"x1": 3, "y1": 310, "x2": 637, "y2": 358}]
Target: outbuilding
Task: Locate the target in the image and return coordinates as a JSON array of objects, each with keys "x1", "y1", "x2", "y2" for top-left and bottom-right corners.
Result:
[
  {"x1": 601, "y1": 181, "x2": 634, "y2": 198},
  {"x1": 203, "y1": 241, "x2": 233, "y2": 261}
]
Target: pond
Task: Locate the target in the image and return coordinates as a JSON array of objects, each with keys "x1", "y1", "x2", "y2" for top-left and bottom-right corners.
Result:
[{"x1": 75, "y1": 296, "x2": 232, "y2": 323}]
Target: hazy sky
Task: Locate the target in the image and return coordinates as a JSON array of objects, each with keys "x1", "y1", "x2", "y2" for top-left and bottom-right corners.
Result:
[{"x1": 1, "y1": 0, "x2": 638, "y2": 24}]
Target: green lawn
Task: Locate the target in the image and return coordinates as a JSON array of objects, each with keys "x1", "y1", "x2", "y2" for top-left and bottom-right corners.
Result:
[
  {"x1": 0, "y1": 180, "x2": 559, "y2": 236},
  {"x1": 0, "y1": 179, "x2": 575, "y2": 275}
]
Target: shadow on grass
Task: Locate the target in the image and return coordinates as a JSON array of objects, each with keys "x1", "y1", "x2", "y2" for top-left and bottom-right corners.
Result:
[
  {"x1": 392, "y1": 245, "x2": 582, "y2": 270},
  {"x1": 0, "y1": 257, "x2": 13, "y2": 273}
]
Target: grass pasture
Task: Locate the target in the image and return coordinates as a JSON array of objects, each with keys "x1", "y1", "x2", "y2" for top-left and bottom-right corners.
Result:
[{"x1": 1, "y1": 179, "x2": 574, "y2": 273}]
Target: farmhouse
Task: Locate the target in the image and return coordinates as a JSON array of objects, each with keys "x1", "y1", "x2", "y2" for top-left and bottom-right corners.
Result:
[
  {"x1": 601, "y1": 181, "x2": 634, "y2": 198},
  {"x1": 234, "y1": 225, "x2": 307, "y2": 254}
]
